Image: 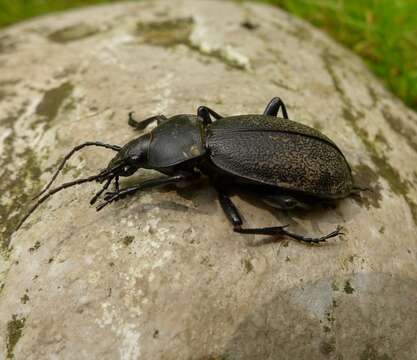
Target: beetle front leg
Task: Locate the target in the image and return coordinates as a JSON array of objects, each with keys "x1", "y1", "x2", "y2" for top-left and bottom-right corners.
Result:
[
  {"x1": 263, "y1": 97, "x2": 289, "y2": 119},
  {"x1": 128, "y1": 112, "x2": 168, "y2": 130},
  {"x1": 217, "y1": 190, "x2": 342, "y2": 244},
  {"x1": 197, "y1": 106, "x2": 223, "y2": 125},
  {"x1": 96, "y1": 174, "x2": 191, "y2": 211}
]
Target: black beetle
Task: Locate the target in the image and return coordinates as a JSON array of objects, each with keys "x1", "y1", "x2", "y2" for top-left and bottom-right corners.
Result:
[{"x1": 18, "y1": 97, "x2": 360, "y2": 243}]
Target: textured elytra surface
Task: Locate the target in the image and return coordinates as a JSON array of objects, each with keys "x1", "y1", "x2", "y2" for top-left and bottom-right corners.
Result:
[
  {"x1": 0, "y1": 1, "x2": 416, "y2": 360},
  {"x1": 208, "y1": 115, "x2": 353, "y2": 197}
]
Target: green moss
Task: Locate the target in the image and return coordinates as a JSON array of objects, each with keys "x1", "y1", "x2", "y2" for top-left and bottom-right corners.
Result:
[
  {"x1": 122, "y1": 235, "x2": 134, "y2": 246},
  {"x1": 344, "y1": 108, "x2": 417, "y2": 224},
  {"x1": 322, "y1": 48, "x2": 417, "y2": 225},
  {"x1": 33, "y1": 82, "x2": 74, "y2": 129},
  {"x1": 381, "y1": 106, "x2": 417, "y2": 153},
  {"x1": 352, "y1": 162, "x2": 382, "y2": 209},
  {"x1": 0, "y1": 126, "x2": 43, "y2": 249},
  {"x1": 374, "y1": 131, "x2": 391, "y2": 151},
  {"x1": 136, "y1": 18, "x2": 247, "y2": 71},
  {"x1": 136, "y1": 17, "x2": 194, "y2": 47},
  {"x1": 48, "y1": 23, "x2": 99, "y2": 43},
  {"x1": 6, "y1": 314, "x2": 26, "y2": 359}
]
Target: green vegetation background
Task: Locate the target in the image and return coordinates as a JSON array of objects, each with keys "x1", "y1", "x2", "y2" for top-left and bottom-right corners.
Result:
[{"x1": 1, "y1": 0, "x2": 416, "y2": 110}]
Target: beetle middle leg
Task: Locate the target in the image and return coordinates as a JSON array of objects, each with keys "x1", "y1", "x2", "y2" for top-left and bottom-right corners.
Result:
[
  {"x1": 128, "y1": 112, "x2": 168, "y2": 130},
  {"x1": 197, "y1": 106, "x2": 223, "y2": 125},
  {"x1": 217, "y1": 190, "x2": 342, "y2": 244},
  {"x1": 263, "y1": 97, "x2": 288, "y2": 119}
]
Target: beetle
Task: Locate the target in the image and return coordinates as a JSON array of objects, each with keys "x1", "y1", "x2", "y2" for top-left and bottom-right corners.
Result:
[{"x1": 17, "y1": 97, "x2": 360, "y2": 243}]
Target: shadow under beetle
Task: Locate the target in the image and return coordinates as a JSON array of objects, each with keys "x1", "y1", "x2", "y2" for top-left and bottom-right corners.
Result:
[{"x1": 18, "y1": 97, "x2": 361, "y2": 243}]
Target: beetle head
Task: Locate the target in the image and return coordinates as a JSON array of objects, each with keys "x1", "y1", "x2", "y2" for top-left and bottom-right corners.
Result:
[{"x1": 98, "y1": 133, "x2": 151, "y2": 181}]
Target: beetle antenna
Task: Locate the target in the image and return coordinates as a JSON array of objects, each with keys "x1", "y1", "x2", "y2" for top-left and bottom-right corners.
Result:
[
  {"x1": 33, "y1": 142, "x2": 121, "y2": 200},
  {"x1": 16, "y1": 173, "x2": 102, "y2": 233}
]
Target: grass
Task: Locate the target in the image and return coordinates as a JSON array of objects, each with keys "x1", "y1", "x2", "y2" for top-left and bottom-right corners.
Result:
[
  {"x1": 0, "y1": 0, "x2": 416, "y2": 111},
  {"x1": 264, "y1": 0, "x2": 417, "y2": 110}
]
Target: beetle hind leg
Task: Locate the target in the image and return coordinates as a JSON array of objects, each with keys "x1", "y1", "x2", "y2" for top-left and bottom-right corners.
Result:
[
  {"x1": 218, "y1": 190, "x2": 342, "y2": 244},
  {"x1": 263, "y1": 97, "x2": 289, "y2": 119}
]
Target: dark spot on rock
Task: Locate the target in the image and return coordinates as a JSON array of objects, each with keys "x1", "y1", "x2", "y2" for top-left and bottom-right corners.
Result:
[
  {"x1": 323, "y1": 325, "x2": 331, "y2": 333},
  {"x1": 344, "y1": 280, "x2": 355, "y2": 294},
  {"x1": 153, "y1": 329, "x2": 159, "y2": 339},
  {"x1": 352, "y1": 162, "x2": 382, "y2": 209},
  {"x1": 6, "y1": 314, "x2": 26, "y2": 359},
  {"x1": 0, "y1": 34, "x2": 16, "y2": 53},
  {"x1": 28, "y1": 241, "x2": 41, "y2": 253},
  {"x1": 48, "y1": 23, "x2": 99, "y2": 43},
  {"x1": 122, "y1": 235, "x2": 134, "y2": 246},
  {"x1": 319, "y1": 340, "x2": 335, "y2": 355},
  {"x1": 243, "y1": 258, "x2": 253, "y2": 273},
  {"x1": 20, "y1": 293, "x2": 29, "y2": 304},
  {"x1": 285, "y1": 256, "x2": 290, "y2": 262},
  {"x1": 379, "y1": 226, "x2": 385, "y2": 234},
  {"x1": 241, "y1": 20, "x2": 259, "y2": 30},
  {"x1": 360, "y1": 343, "x2": 391, "y2": 360},
  {"x1": 48, "y1": 258, "x2": 54, "y2": 263}
]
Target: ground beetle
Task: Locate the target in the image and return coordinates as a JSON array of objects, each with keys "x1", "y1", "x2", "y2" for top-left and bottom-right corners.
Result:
[{"x1": 18, "y1": 97, "x2": 360, "y2": 243}]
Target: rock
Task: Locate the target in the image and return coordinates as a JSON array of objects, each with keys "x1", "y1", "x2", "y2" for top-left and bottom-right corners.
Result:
[{"x1": 1, "y1": 1, "x2": 417, "y2": 359}]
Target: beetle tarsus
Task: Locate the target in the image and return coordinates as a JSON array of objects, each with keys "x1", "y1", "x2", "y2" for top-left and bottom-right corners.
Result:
[{"x1": 233, "y1": 224, "x2": 343, "y2": 244}]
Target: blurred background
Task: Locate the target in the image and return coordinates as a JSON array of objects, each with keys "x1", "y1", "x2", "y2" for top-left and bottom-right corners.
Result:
[{"x1": 1, "y1": 0, "x2": 416, "y2": 111}]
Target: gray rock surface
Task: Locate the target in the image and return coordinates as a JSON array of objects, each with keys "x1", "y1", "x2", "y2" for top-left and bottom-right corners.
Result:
[{"x1": 1, "y1": 1, "x2": 417, "y2": 359}]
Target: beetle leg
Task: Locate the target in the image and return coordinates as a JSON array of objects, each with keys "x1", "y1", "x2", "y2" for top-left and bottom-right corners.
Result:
[
  {"x1": 96, "y1": 174, "x2": 190, "y2": 211},
  {"x1": 128, "y1": 112, "x2": 168, "y2": 130},
  {"x1": 262, "y1": 193, "x2": 311, "y2": 210},
  {"x1": 197, "y1": 106, "x2": 223, "y2": 125},
  {"x1": 263, "y1": 97, "x2": 288, "y2": 119},
  {"x1": 217, "y1": 191, "x2": 342, "y2": 244}
]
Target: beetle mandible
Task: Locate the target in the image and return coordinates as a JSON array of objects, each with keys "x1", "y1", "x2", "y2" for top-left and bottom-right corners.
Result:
[{"x1": 18, "y1": 97, "x2": 361, "y2": 243}]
